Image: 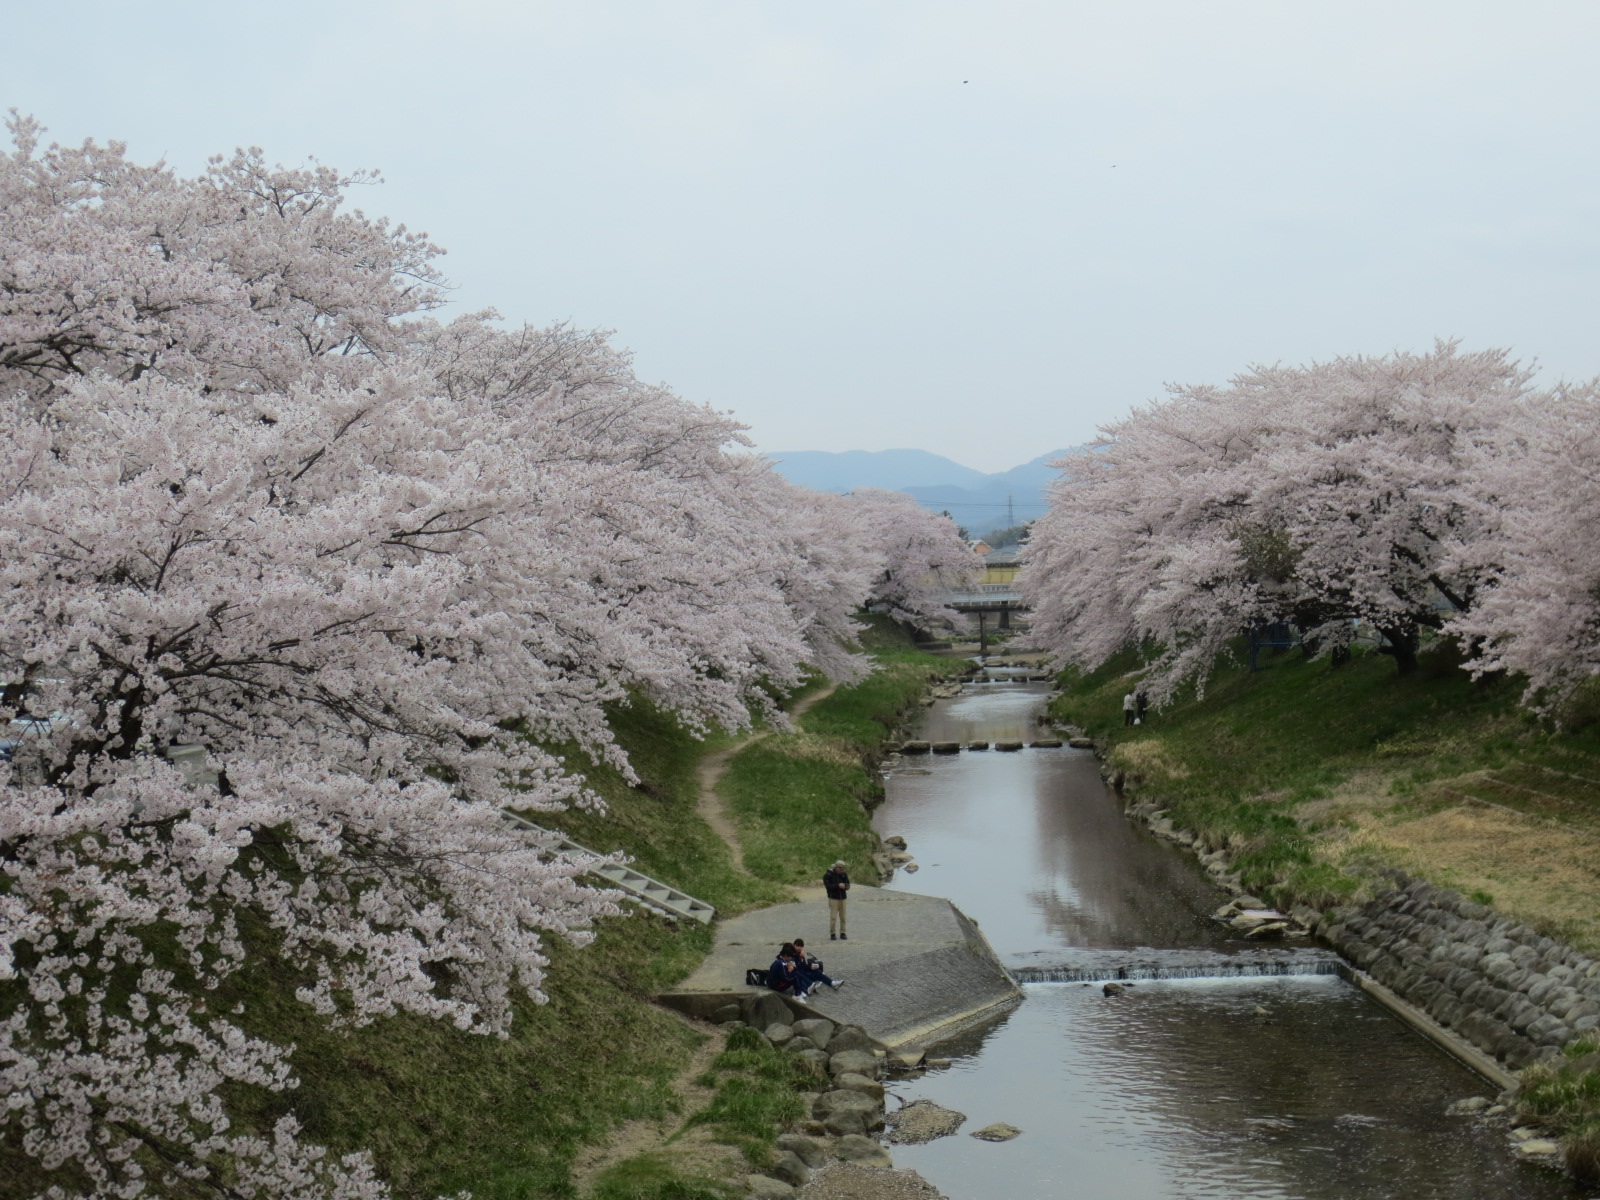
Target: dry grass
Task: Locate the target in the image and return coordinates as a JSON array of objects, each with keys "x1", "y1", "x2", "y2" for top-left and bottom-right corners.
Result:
[
  {"x1": 1107, "y1": 736, "x2": 1191, "y2": 781},
  {"x1": 765, "y1": 731, "x2": 867, "y2": 769},
  {"x1": 1320, "y1": 804, "x2": 1600, "y2": 952}
]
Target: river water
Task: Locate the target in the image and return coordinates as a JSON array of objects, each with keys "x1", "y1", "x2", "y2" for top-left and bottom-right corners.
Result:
[{"x1": 873, "y1": 680, "x2": 1582, "y2": 1200}]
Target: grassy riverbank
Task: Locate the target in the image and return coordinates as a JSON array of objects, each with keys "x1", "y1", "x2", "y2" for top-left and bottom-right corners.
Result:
[
  {"x1": 1051, "y1": 641, "x2": 1600, "y2": 948},
  {"x1": 1051, "y1": 641, "x2": 1600, "y2": 1173},
  {"x1": 5, "y1": 624, "x2": 958, "y2": 1200},
  {"x1": 1, "y1": 696, "x2": 731, "y2": 1200},
  {"x1": 718, "y1": 617, "x2": 963, "y2": 887}
]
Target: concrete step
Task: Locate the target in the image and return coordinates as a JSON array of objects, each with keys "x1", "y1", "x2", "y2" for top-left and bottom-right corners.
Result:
[{"x1": 500, "y1": 810, "x2": 717, "y2": 924}]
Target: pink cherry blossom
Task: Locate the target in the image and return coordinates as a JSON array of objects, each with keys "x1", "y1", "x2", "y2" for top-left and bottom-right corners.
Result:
[{"x1": 0, "y1": 120, "x2": 972, "y2": 1197}]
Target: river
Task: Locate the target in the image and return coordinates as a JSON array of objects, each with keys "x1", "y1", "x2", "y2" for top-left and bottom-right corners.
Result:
[{"x1": 872, "y1": 679, "x2": 1581, "y2": 1200}]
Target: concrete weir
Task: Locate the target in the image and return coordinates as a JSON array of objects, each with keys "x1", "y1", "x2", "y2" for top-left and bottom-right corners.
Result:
[{"x1": 661, "y1": 886, "x2": 1021, "y2": 1048}]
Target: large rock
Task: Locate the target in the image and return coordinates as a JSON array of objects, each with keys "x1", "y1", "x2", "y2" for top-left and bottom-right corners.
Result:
[
  {"x1": 713, "y1": 1002, "x2": 743, "y2": 1024},
  {"x1": 776, "y1": 1133, "x2": 827, "y2": 1170},
  {"x1": 831, "y1": 1134, "x2": 893, "y2": 1168},
  {"x1": 816, "y1": 1090, "x2": 885, "y2": 1135},
  {"x1": 767, "y1": 1151, "x2": 809, "y2": 1187},
  {"x1": 885, "y1": 1098, "x2": 966, "y2": 1144},
  {"x1": 786, "y1": 1036, "x2": 817, "y2": 1053},
  {"x1": 825, "y1": 1108, "x2": 883, "y2": 1136},
  {"x1": 792, "y1": 1017, "x2": 835, "y2": 1048},
  {"x1": 795, "y1": 1048, "x2": 832, "y2": 1073},
  {"x1": 829, "y1": 1050, "x2": 880, "y2": 1079},
  {"x1": 827, "y1": 1026, "x2": 876, "y2": 1054},
  {"x1": 743, "y1": 991, "x2": 793, "y2": 1031},
  {"x1": 743, "y1": 1174, "x2": 795, "y2": 1198},
  {"x1": 970, "y1": 1122, "x2": 1022, "y2": 1142},
  {"x1": 833, "y1": 1072, "x2": 885, "y2": 1102},
  {"x1": 814, "y1": 1089, "x2": 885, "y2": 1118},
  {"x1": 765, "y1": 1022, "x2": 795, "y2": 1046}
]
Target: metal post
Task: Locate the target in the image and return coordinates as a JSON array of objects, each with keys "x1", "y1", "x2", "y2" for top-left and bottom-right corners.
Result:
[{"x1": 977, "y1": 610, "x2": 988, "y2": 657}]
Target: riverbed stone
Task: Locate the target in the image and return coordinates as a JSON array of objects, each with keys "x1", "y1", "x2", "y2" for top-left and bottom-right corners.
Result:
[
  {"x1": 886, "y1": 1099, "x2": 966, "y2": 1144},
  {"x1": 830, "y1": 1049, "x2": 881, "y2": 1079},
  {"x1": 792, "y1": 1017, "x2": 835, "y2": 1047},
  {"x1": 834, "y1": 1072, "x2": 885, "y2": 1101},
  {"x1": 796, "y1": 1048, "x2": 833, "y2": 1073},
  {"x1": 832, "y1": 1134, "x2": 893, "y2": 1167},
  {"x1": 743, "y1": 1175, "x2": 795, "y2": 1198},
  {"x1": 768, "y1": 1151, "x2": 809, "y2": 1188},
  {"x1": 970, "y1": 1122, "x2": 1022, "y2": 1142},
  {"x1": 776, "y1": 1133, "x2": 827, "y2": 1170},
  {"x1": 816, "y1": 1089, "x2": 884, "y2": 1118},
  {"x1": 1446, "y1": 1096, "x2": 1490, "y2": 1115},
  {"x1": 824, "y1": 1105, "x2": 885, "y2": 1136},
  {"x1": 744, "y1": 992, "x2": 793, "y2": 1031},
  {"x1": 827, "y1": 1026, "x2": 876, "y2": 1054},
  {"x1": 1516, "y1": 1139, "x2": 1562, "y2": 1158}
]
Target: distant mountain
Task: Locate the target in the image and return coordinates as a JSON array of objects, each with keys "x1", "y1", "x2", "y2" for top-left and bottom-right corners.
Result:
[
  {"x1": 767, "y1": 447, "x2": 1082, "y2": 537},
  {"x1": 765, "y1": 449, "x2": 988, "y2": 493}
]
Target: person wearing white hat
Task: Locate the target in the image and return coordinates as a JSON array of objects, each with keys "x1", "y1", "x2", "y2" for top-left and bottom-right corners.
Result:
[{"x1": 822, "y1": 859, "x2": 851, "y2": 940}]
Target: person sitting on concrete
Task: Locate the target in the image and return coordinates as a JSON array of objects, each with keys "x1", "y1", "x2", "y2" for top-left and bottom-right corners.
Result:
[
  {"x1": 792, "y1": 937, "x2": 843, "y2": 990},
  {"x1": 767, "y1": 943, "x2": 811, "y2": 1005},
  {"x1": 823, "y1": 860, "x2": 851, "y2": 940}
]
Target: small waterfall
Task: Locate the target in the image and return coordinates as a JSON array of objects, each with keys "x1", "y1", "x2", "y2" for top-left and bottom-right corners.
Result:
[{"x1": 1011, "y1": 955, "x2": 1344, "y2": 984}]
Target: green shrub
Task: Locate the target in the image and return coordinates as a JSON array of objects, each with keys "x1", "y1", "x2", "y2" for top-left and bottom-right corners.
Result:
[{"x1": 589, "y1": 1153, "x2": 733, "y2": 1200}]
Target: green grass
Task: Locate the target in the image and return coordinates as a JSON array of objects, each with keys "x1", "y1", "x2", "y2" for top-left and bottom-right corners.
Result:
[
  {"x1": 1051, "y1": 639, "x2": 1600, "y2": 906},
  {"x1": 682, "y1": 1027, "x2": 817, "y2": 1164},
  {"x1": 3, "y1": 621, "x2": 948, "y2": 1200},
  {"x1": 529, "y1": 698, "x2": 790, "y2": 917},
  {"x1": 588, "y1": 1154, "x2": 733, "y2": 1200},
  {"x1": 720, "y1": 617, "x2": 960, "y2": 887}
]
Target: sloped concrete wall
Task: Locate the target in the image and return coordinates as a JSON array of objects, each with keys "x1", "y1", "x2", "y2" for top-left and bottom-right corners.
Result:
[{"x1": 1303, "y1": 874, "x2": 1600, "y2": 1070}]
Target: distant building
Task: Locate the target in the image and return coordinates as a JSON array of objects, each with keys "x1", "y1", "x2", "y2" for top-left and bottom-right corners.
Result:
[
  {"x1": 969, "y1": 539, "x2": 993, "y2": 556},
  {"x1": 980, "y1": 545, "x2": 1022, "y2": 586}
]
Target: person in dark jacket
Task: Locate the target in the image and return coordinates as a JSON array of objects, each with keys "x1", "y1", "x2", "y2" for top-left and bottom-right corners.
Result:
[
  {"x1": 792, "y1": 937, "x2": 843, "y2": 990},
  {"x1": 823, "y1": 860, "x2": 850, "y2": 940},
  {"x1": 767, "y1": 943, "x2": 811, "y2": 1004}
]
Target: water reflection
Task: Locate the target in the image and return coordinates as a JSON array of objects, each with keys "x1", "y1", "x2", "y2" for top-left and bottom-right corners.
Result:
[{"x1": 873, "y1": 682, "x2": 1580, "y2": 1200}]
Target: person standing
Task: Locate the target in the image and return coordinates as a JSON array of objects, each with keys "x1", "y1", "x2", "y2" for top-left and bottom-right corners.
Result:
[
  {"x1": 1123, "y1": 691, "x2": 1137, "y2": 726},
  {"x1": 823, "y1": 859, "x2": 851, "y2": 940},
  {"x1": 1135, "y1": 690, "x2": 1149, "y2": 724}
]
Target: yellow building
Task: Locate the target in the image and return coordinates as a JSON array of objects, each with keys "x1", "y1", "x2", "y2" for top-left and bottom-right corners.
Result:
[{"x1": 980, "y1": 545, "x2": 1021, "y2": 586}]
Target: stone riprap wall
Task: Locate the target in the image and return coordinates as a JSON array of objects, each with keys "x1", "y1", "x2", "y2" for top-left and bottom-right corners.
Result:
[
  {"x1": 1303, "y1": 876, "x2": 1600, "y2": 1070},
  {"x1": 1117, "y1": 784, "x2": 1600, "y2": 1074}
]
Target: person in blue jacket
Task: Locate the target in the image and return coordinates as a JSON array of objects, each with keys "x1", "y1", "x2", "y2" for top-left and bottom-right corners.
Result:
[
  {"x1": 767, "y1": 943, "x2": 811, "y2": 1004},
  {"x1": 792, "y1": 937, "x2": 844, "y2": 992}
]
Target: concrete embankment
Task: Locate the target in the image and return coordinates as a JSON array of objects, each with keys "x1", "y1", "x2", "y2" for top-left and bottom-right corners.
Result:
[
  {"x1": 1118, "y1": 788, "x2": 1600, "y2": 1087},
  {"x1": 661, "y1": 885, "x2": 1020, "y2": 1050}
]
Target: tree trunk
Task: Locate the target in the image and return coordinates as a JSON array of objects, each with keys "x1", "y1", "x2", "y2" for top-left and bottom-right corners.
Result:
[{"x1": 1380, "y1": 627, "x2": 1419, "y2": 674}]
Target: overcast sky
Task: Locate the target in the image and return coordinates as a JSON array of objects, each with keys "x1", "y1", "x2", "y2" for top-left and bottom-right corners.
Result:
[{"x1": 8, "y1": 2, "x2": 1600, "y2": 471}]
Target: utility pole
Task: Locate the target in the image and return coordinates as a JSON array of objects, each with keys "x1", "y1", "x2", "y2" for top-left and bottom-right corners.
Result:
[{"x1": 1007, "y1": 492, "x2": 1014, "y2": 526}]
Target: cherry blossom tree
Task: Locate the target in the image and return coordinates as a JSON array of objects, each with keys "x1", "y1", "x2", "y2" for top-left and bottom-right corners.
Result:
[
  {"x1": 0, "y1": 112, "x2": 443, "y2": 403},
  {"x1": 1023, "y1": 343, "x2": 1528, "y2": 699},
  {"x1": 1450, "y1": 382, "x2": 1600, "y2": 709},
  {"x1": 840, "y1": 488, "x2": 976, "y2": 631},
  {"x1": 1, "y1": 119, "x2": 979, "y2": 1198}
]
